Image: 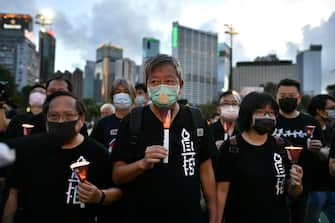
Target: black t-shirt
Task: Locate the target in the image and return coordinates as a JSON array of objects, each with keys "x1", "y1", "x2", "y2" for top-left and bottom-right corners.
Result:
[
  {"x1": 273, "y1": 113, "x2": 329, "y2": 191},
  {"x1": 5, "y1": 113, "x2": 88, "y2": 139},
  {"x1": 111, "y1": 105, "x2": 215, "y2": 223},
  {"x1": 216, "y1": 134, "x2": 291, "y2": 223},
  {"x1": 7, "y1": 137, "x2": 113, "y2": 223},
  {"x1": 209, "y1": 120, "x2": 239, "y2": 143},
  {"x1": 5, "y1": 113, "x2": 46, "y2": 138},
  {"x1": 90, "y1": 114, "x2": 122, "y2": 153}
]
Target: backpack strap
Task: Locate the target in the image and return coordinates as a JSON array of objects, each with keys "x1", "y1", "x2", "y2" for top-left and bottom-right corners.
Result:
[
  {"x1": 129, "y1": 106, "x2": 144, "y2": 145},
  {"x1": 185, "y1": 106, "x2": 206, "y2": 144}
]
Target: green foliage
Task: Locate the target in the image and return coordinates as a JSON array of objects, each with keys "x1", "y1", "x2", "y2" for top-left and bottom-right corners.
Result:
[
  {"x1": 83, "y1": 98, "x2": 100, "y2": 121},
  {"x1": 326, "y1": 84, "x2": 335, "y2": 97},
  {"x1": 199, "y1": 101, "x2": 218, "y2": 120},
  {"x1": 263, "y1": 82, "x2": 277, "y2": 98},
  {"x1": 0, "y1": 65, "x2": 16, "y2": 99}
]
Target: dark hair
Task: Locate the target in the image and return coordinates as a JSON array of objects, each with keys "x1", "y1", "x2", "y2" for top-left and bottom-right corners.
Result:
[
  {"x1": 135, "y1": 83, "x2": 147, "y2": 93},
  {"x1": 109, "y1": 79, "x2": 136, "y2": 103},
  {"x1": 238, "y1": 92, "x2": 279, "y2": 132},
  {"x1": 218, "y1": 90, "x2": 241, "y2": 104},
  {"x1": 30, "y1": 84, "x2": 46, "y2": 92},
  {"x1": 307, "y1": 94, "x2": 335, "y2": 116},
  {"x1": 46, "y1": 75, "x2": 73, "y2": 92},
  {"x1": 144, "y1": 54, "x2": 182, "y2": 83},
  {"x1": 43, "y1": 91, "x2": 86, "y2": 116},
  {"x1": 276, "y1": 78, "x2": 301, "y2": 93}
]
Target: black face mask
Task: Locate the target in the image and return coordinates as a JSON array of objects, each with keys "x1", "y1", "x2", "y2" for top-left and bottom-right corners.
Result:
[
  {"x1": 47, "y1": 120, "x2": 78, "y2": 143},
  {"x1": 278, "y1": 98, "x2": 298, "y2": 113},
  {"x1": 253, "y1": 118, "x2": 276, "y2": 135}
]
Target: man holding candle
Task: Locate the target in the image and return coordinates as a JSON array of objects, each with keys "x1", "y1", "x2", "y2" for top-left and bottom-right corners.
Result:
[
  {"x1": 111, "y1": 54, "x2": 217, "y2": 223},
  {"x1": 2, "y1": 91, "x2": 122, "y2": 223},
  {"x1": 273, "y1": 79, "x2": 323, "y2": 223}
]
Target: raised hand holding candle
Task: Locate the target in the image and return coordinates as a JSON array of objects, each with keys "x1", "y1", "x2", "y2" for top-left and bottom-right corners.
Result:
[{"x1": 70, "y1": 156, "x2": 90, "y2": 208}]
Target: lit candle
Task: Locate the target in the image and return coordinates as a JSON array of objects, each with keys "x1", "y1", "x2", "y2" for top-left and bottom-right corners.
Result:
[
  {"x1": 22, "y1": 123, "x2": 34, "y2": 136},
  {"x1": 162, "y1": 110, "x2": 171, "y2": 164},
  {"x1": 70, "y1": 156, "x2": 90, "y2": 208}
]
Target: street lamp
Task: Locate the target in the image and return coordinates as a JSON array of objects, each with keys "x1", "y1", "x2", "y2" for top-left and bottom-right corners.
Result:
[
  {"x1": 224, "y1": 24, "x2": 238, "y2": 90},
  {"x1": 35, "y1": 9, "x2": 54, "y2": 31}
]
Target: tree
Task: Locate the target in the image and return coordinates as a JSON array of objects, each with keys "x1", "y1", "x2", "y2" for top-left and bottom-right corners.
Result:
[
  {"x1": 0, "y1": 65, "x2": 16, "y2": 100},
  {"x1": 83, "y1": 98, "x2": 100, "y2": 121},
  {"x1": 263, "y1": 82, "x2": 277, "y2": 97},
  {"x1": 326, "y1": 84, "x2": 335, "y2": 97},
  {"x1": 199, "y1": 101, "x2": 218, "y2": 121}
]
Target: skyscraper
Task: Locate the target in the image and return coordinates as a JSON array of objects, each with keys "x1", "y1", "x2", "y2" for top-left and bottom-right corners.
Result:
[
  {"x1": 84, "y1": 60, "x2": 95, "y2": 99},
  {"x1": 142, "y1": 37, "x2": 160, "y2": 63},
  {"x1": 39, "y1": 29, "x2": 55, "y2": 82},
  {"x1": 297, "y1": 45, "x2": 322, "y2": 95},
  {"x1": 95, "y1": 43, "x2": 123, "y2": 102},
  {"x1": 115, "y1": 58, "x2": 137, "y2": 85},
  {"x1": 0, "y1": 13, "x2": 40, "y2": 89},
  {"x1": 217, "y1": 43, "x2": 230, "y2": 95},
  {"x1": 172, "y1": 22, "x2": 218, "y2": 105}
]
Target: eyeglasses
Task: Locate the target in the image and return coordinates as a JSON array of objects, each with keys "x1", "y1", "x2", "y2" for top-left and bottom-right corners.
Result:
[
  {"x1": 47, "y1": 113, "x2": 79, "y2": 122},
  {"x1": 254, "y1": 110, "x2": 276, "y2": 117}
]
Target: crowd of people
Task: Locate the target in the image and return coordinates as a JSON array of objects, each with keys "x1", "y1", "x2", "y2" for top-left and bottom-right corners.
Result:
[{"x1": 0, "y1": 54, "x2": 335, "y2": 223}]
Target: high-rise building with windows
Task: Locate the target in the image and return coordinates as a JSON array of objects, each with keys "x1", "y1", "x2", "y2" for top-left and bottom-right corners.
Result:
[
  {"x1": 0, "y1": 13, "x2": 40, "y2": 89},
  {"x1": 39, "y1": 29, "x2": 55, "y2": 82},
  {"x1": 84, "y1": 60, "x2": 95, "y2": 99},
  {"x1": 115, "y1": 58, "x2": 137, "y2": 85},
  {"x1": 95, "y1": 43, "x2": 123, "y2": 102},
  {"x1": 217, "y1": 43, "x2": 230, "y2": 95},
  {"x1": 297, "y1": 45, "x2": 322, "y2": 95},
  {"x1": 172, "y1": 22, "x2": 218, "y2": 105},
  {"x1": 142, "y1": 37, "x2": 160, "y2": 63}
]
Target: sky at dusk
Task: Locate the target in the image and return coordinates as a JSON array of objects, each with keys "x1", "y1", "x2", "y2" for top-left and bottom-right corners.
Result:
[{"x1": 2, "y1": 0, "x2": 335, "y2": 90}]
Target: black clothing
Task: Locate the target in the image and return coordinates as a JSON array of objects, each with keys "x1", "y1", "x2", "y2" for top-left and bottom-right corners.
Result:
[
  {"x1": 111, "y1": 105, "x2": 215, "y2": 223},
  {"x1": 216, "y1": 134, "x2": 291, "y2": 223},
  {"x1": 7, "y1": 137, "x2": 112, "y2": 223},
  {"x1": 90, "y1": 114, "x2": 122, "y2": 153}
]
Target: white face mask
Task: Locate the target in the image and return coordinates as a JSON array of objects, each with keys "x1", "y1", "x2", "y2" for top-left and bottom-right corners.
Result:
[
  {"x1": 220, "y1": 105, "x2": 239, "y2": 121},
  {"x1": 29, "y1": 92, "x2": 46, "y2": 107},
  {"x1": 113, "y1": 93, "x2": 132, "y2": 109}
]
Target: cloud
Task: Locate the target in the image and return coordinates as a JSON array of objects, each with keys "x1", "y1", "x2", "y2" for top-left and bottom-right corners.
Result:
[
  {"x1": 300, "y1": 12, "x2": 335, "y2": 89},
  {"x1": 51, "y1": 0, "x2": 182, "y2": 64}
]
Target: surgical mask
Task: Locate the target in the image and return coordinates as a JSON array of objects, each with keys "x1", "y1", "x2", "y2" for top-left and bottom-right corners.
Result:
[
  {"x1": 148, "y1": 84, "x2": 179, "y2": 109},
  {"x1": 252, "y1": 116, "x2": 276, "y2": 135},
  {"x1": 47, "y1": 120, "x2": 78, "y2": 142},
  {"x1": 326, "y1": 109, "x2": 335, "y2": 120},
  {"x1": 220, "y1": 105, "x2": 239, "y2": 121},
  {"x1": 113, "y1": 93, "x2": 132, "y2": 109},
  {"x1": 29, "y1": 92, "x2": 46, "y2": 107},
  {"x1": 135, "y1": 96, "x2": 146, "y2": 106},
  {"x1": 278, "y1": 98, "x2": 298, "y2": 113}
]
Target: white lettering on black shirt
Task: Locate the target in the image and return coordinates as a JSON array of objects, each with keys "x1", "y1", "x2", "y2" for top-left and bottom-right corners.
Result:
[
  {"x1": 273, "y1": 153, "x2": 286, "y2": 195},
  {"x1": 181, "y1": 128, "x2": 196, "y2": 176}
]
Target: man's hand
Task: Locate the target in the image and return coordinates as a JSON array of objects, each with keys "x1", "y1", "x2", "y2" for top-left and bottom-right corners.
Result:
[
  {"x1": 140, "y1": 145, "x2": 168, "y2": 170},
  {"x1": 307, "y1": 139, "x2": 322, "y2": 152},
  {"x1": 78, "y1": 180, "x2": 102, "y2": 204},
  {"x1": 290, "y1": 164, "x2": 303, "y2": 186}
]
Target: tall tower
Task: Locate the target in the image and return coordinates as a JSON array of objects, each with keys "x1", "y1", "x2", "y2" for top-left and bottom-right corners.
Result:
[
  {"x1": 38, "y1": 30, "x2": 55, "y2": 82},
  {"x1": 0, "y1": 13, "x2": 40, "y2": 89},
  {"x1": 172, "y1": 22, "x2": 218, "y2": 105},
  {"x1": 142, "y1": 37, "x2": 160, "y2": 63},
  {"x1": 297, "y1": 45, "x2": 322, "y2": 95},
  {"x1": 95, "y1": 43, "x2": 123, "y2": 102}
]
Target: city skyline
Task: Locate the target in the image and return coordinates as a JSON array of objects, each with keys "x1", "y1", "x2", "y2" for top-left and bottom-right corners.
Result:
[{"x1": 2, "y1": 0, "x2": 335, "y2": 91}]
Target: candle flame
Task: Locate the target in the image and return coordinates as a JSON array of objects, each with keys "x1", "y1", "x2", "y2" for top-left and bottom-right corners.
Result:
[{"x1": 162, "y1": 110, "x2": 171, "y2": 129}]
